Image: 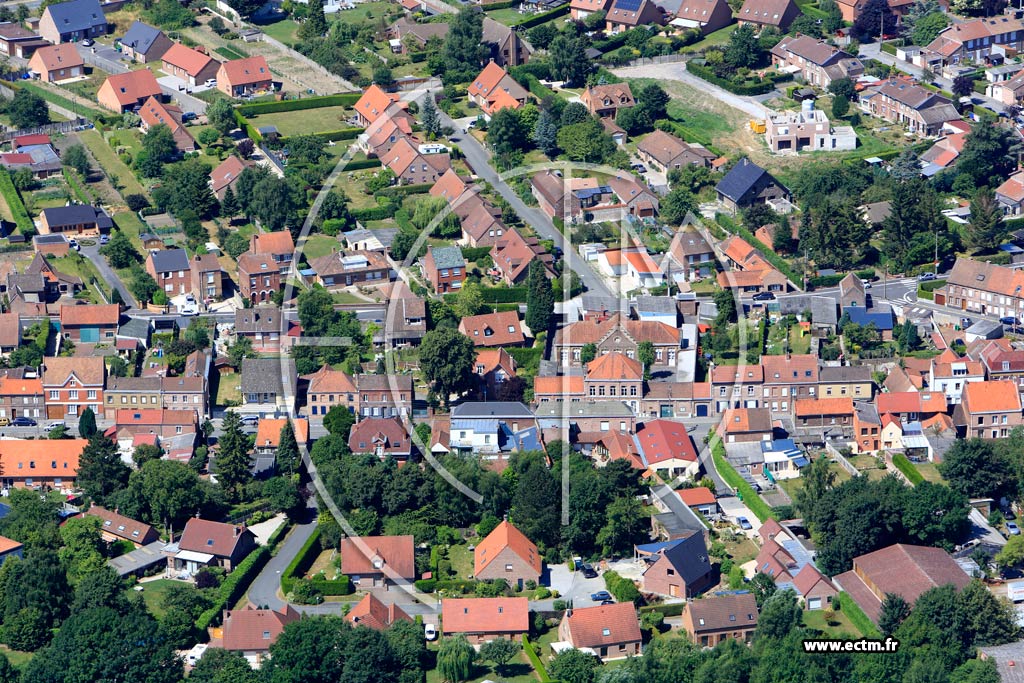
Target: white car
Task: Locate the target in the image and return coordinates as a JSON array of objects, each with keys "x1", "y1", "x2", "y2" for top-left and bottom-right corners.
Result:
[
  {"x1": 179, "y1": 305, "x2": 199, "y2": 316},
  {"x1": 204, "y1": 79, "x2": 217, "y2": 87},
  {"x1": 46, "y1": 421, "x2": 66, "y2": 431},
  {"x1": 424, "y1": 624, "x2": 437, "y2": 641}
]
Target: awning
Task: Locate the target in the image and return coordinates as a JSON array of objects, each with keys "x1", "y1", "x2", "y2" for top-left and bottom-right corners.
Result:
[
  {"x1": 901, "y1": 435, "x2": 930, "y2": 450},
  {"x1": 175, "y1": 550, "x2": 215, "y2": 564},
  {"x1": 670, "y1": 17, "x2": 701, "y2": 27}
]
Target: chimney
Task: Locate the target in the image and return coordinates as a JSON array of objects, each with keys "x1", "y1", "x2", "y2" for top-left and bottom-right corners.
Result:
[{"x1": 234, "y1": 526, "x2": 241, "y2": 536}]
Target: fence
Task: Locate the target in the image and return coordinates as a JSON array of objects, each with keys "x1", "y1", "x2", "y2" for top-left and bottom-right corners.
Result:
[
  {"x1": 617, "y1": 54, "x2": 688, "y2": 67},
  {"x1": 825, "y1": 441, "x2": 861, "y2": 478},
  {"x1": 0, "y1": 118, "x2": 90, "y2": 142},
  {"x1": 258, "y1": 33, "x2": 360, "y2": 93}
]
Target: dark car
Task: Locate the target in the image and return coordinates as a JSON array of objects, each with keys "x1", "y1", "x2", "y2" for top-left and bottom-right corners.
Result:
[
  {"x1": 582, "y1": 565, "x2": 598, "y2": 579},
  {"x1": 590, "y1": 591, "x2": 612, "y2": 602},
  {"x1": 752, "y1": 291, "x2": 775, "y2": 301},
  {"x1": 11, "y1": 417, "x2": 36, "y2": 427},
  {"x1": 1001, "y1": 316, "x2": 1021, "y2": 326},
  {"x1": 601, "y1": 599, "x2": 615, "y2": 605}
]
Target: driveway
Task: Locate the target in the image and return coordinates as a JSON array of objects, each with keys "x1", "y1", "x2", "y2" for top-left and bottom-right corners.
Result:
[
  {"x1": 717, "y1": 495, "x2": 760, "y2": 539},
  {"x1": 80, "y1": 243, "x2": 137, "y2": 308},
  {"x1": 155, "y1": 75, "x2": 210, "y2": 114},
  {"x1": 428, "y1": 98, "x2": 613, "y2": 299},
  {"x1": 76, "y1": 42, "x2": 128, "y2": 75},
  {"x1": 545, "y1": 563, "x2": 613, "y2": 608}
]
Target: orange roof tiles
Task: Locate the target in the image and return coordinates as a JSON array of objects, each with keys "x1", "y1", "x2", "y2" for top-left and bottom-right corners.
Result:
[
  {"x1": 255, "y1": 418, "x2": 309, "y2": 448},
  {"x1": 458, "y1": 311, "x2": 524, "y2": 347},
  {"x1": 0, "y1": 536, "x2": 21, "y2": 555},
  {"x1": 162, "y1": 43, "x2": 217, "y2": 78},
  {"x1": 306, "y1": 364, "x2": 357, "y2": 394},
  {"x1": 586, "y1": 351, "x2": 642, "y2": 381},
  {"x1": 0, "y1": 438, "x2": 86, "y2": 478},
  {"x1": 533, "y1": 375, "x2": 584, "y2": 396},
  {"x1": 345, "y1": 593, "x2": 412, "y2": 631},
  {"x1": 963, "y1": 380, "x2": 1022, "y2": 413},
  {"x1": 29, "y1": 44, "x2": 83, "y2": 73},
  {"x1": 441, "y1": 597, "x2": 529, "y2": 635},
  {"x1": 637, "y1": 418, "x2": 698, "y2": 465},
  {"x1": 877, "y1": 391, "x2": 946, "y2": 415},
  {"x1": 430, "y1": 169, "x2": 469, "y2": 204},
  {"x1": 562, "y1": 602, "x2": 641, "y2": 649},
  {"x1": 340, "y1": 535, "x2": 415, "y2": 579},
  {"x1": 59, "y1": 303, "x2": 119, "y2": 327},
  {"x1": 468, "y1": 62, "x2": 511, "y2": 100},
  {"x1": 677, "y1": 486, "x2": 716, "y2": 507},
  {"x1": 220, "y1": 604, "x2": 299, "y2": 652},
  {"x1": 474, "y1": 520, "x2": 542, "y2": 576},
  {"x1": 794, "y1": 397, "x2": 854, "y2": 418},
  {"x1": 354, "y1": 84, "x2": 401, "y2": 126},
  {"x1": 0, "y1": 376, "x2": 42, "y2": 396},
  {"x1": 556, "y1": 313, "x2": 679, "y2": 347},
  {"x1": 624, "y1": 249, "x2": 660, "y2": 274},
  {"x1": 475, "y1": 348, "x2": 516, "y2": 377},
  {"x1": 218, "y1": 56, "x2": 271, "y2": 87}
]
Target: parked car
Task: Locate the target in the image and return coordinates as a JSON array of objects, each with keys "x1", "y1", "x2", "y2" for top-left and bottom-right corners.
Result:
[
  {"x1": 424, "y1": 624, "x2": 437, "y2": 641},
  {"x1": 239, "y1": 415, "x2": 260, "y2": 427},
  {"x1": 0, "y1": 417, "x2": 10, "y2": 427},
  {"x1": 1008, "y1": 522, "x2": 1020, "y2": 536},
  {"x1": 918, "y1": 272, "x2": 937, "y2": 281},
  {"x1": 582, "y1": 565, "x2": 598, "y2": 579},
  {"x1": 204, "y1": 79, "x2": 217, "y2": 87},
  {"x1": 47, "y1": 421, "x2": 66, "y2": 431},
  {"x1": 590, "y1": 591, "x2": 612, "y2": 602},
  {"x1": 11, "y1": 417, "x2": 36, "y2": 427},
  {"x1": 98, "y1": 234, "x2": 109, "y2": 245},
  {"x1": 1001, "y1": 316, "x2": 1021, "y2": 326},
  {"x1": 81, "y1": 38, "x2": 94, "y2": 47},
  {"x1": 752, "y1": 291, "x2": 775, "y2": 301},
  {"x1": 737, "y1": 516, "x2": 752, "y2": 530}
]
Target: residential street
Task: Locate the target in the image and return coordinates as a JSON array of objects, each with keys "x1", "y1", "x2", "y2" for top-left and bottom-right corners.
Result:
[
  {"x1": 425, "y1": 94, "x2": 615, "y2": 299},
  {"x1": 80, "y1": 242, "x2": 137, "y2": 308}
]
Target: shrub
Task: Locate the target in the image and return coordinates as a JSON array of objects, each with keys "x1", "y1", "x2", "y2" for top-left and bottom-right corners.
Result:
[{"x1": 603, "y1": 570, "x2": 641, "y2": 604}]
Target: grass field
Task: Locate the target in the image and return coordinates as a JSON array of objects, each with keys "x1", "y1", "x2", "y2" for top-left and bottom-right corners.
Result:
[
  {"x1": 80, "y1": 130, "x2": 148, "y2": 198},
  {"x1": 0, "y1": 647, "x2": 33, "y2": 669},
  {"x1": 915, "y1": 462, "x2": 945, "y2": 483},
  {"x1": 245, "y1": 105, "x2": 355, "y2": 137},
  {"x1": 256, "y1": 18, "x2": 300, "y2": 44},
  {"x1": 447, "y1": 543, "x2": 474, "y2": 580},
  {"x1": 216, "y1": 372, "x2": 241, "y2": 406},
  {"x1": 803, "y1": 608, "x2": 863, "y2": 637},
  {"x1": 299, "y1": 234, "x2": 342, "y2": 260},
  {"x1": 765, "y1": 322, "x2": 810, "y2": 355},
  {"x1": 134, "y1": 579, "x2": 180, "y2": 619}
]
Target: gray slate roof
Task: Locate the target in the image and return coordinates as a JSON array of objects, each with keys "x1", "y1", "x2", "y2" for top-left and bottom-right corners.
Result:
[
  {"x1": 451, "y1": 401, "x2": 533, "y2": 419},
  {"x1": 148, "y1": 248, "x2": 190, "y2": 273},
  {"x1": 659, "y1": 533, "x2": 712, "y2": 583},
  {"x1": 116, "y1": 317, "x2": 152, "y2": 342},
  {"x1": 716, "y1": 158, "x2": 786, "y2": 204},
  {"x1": 41, "y1": 204, "x2": 112, "y2": 229},
  {"x1": 241, "y1": 357, "x2": 296, "y2": 395},
  {"x1": 120, "y1": 21, "x2": 163, "y2": 55},
  {"x1": 429, "y1": 245, "x2": 464, "y2": 269},
  {"x1": 44, "y1": 0, "x2": 106, "y2": 34}
]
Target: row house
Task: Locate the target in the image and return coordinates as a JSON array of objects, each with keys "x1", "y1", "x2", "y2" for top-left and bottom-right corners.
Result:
[
  {"x1": 640, "y1": 381, "x2": 713, "y2": 420},
  {"x1": 852, "y1": 402, "x2": 882, "y2": 454},
  {"x1": 235, "y1": 305, "x2": 285, "y2": 355},
  {"x1": 146, "y1": 248, "x2": 191, "y2": 297},
  {"x1": 929, "y1": 348, "x2": 985, "y2": 405},
  {"x1": 877, "y1": 391, "x2": 948, "y2": 429},
  {"x1": 936, "y1": 257, "x2": 1024, "y2": 320},
  {"x1": 968, "y1": 338, "x2": 1024, "y2": 384},
  {"x1": 237, "y1": 231, "x2": 294, "y2": 305},
  {"x1": 989, "y1": 69, "x2": 1024, "y2": 107},
  {"x1": 490, "y1": 229, "x2": 556, "y2": 287},
  {"x1": 794, "y1": 397, "x2": 854, "y2": 430},
  {"x1": 467, "y1": 62, "x2": 529, "y2": 118},
  {"x1": 818, "y1": 365, "x2": 874, "y2": 400},
  {"x1": 760, "y1": 354, "x2": 819, "y2": 414},
  {"x1": 114, "y1": 408, "x2": 198, "y2": 440},
  {"x1": 711, "y1": 364, "x2": 765, "y2": 413},
  {"x1": 954, "y1": 380, "x2": 1023, "y2": 439},
  {"x1": 0, "y1": 376, "x2": 44, "y2": 420},
  {"x1": 858, "y1": 79, "x2": 960, "y2": 137},
  {"x1": 59, "y1": 303, "x2": 119, "y2": 343},
  {"x1": 737, "y1": 0, "x2": 800, "y2": 31},
  {"x1": 554, "y1": 313, "x2": 680, "y2": 369},
  {"x1": 105, "y1": 375, "x2": 207, "y2": 418},
  {"x1": 584, "y1": 353, "x2": 644, "y2": 414},
  {"x1": 604, "y1": 0, "x2": 665, "y2": 34},
  {"x1": 770, "y1": 35, "x2": 863, "y2": 89},
  {"x1": 42, "y1": 356, "x2": 105, "y2": 419},
  {"x1": 308, "y1": 251, "x2": 392, "y2": 289},
  {"x1": 305, "y1": 366, "x2": 414, "y2": 419},
  {"x1": 306, "y1": 365, "x2": 357, "y2": 417},
  {"x1": 923, "y1": 16, "x2": 1024, "y2": 68}
]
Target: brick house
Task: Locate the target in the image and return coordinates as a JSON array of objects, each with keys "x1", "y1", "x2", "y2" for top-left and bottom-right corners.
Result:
[
  {"x1": 715, "y1": 158, "x2": 791, "y2": 213},
  {"x1": 954, "y1": 380, "x2": 1023, "y2": 439},
  {"x1": 59, "y1": 303, "x2": 119, "y2": 343},
  {"x1": 97, "y1": 69, "x2": 162, "y2": 113},
  {"x1": 85, "y1": 506, "x2": 159, "y2": 547},
  {"x1": 711, "y1": 365, "x2": 765, "y2": 413},
  {"x1": 585, "y1": 352, "x2": 644, "y2": 412},
  {"x1": 146, "y1": 248, "x2": 191, "y2": 297},
  {"x1": 441, "y1": 597, "x2": 529, "y2": 643},
  {"x1": 305, "y1": 365, "x2": 357, "y2": 416},
  {"x1": 490, "y1": 229, "x2": 555, "y2": 286},
  {"x1": 858, "y1": 79, "x2": 960, "y2": 137},
  {"x1": 252, "y1": 418, "x2": 309, "y2": 457},
  {"x1": 554, "y1": 313, "x2": 680, "y2": 369},
  {"x1": 639, "y1": 533, "x2": 714, "y2": 598},
  {"x1": 760, "y1": 354, "x2": 819, "y2": 414},
  {"x1": 171, "y1": 518, "x2": 257, "y2": 574},
  {"x1": 382, "y1": 137, "x2": 450, "y2": 185},
  {"x1": 119, "y1": 21, "x2": 173, "y2": 63},
  {"x1": 353, "y1": 84, "x2": 402, "y2": 127},
  {"x1": 114, "y1": 408, "x2": 198, "y2": 439},
  {"x1": 716, "y1": 407, "x2": 774, "y2": 442},
  {"x1": 671, "y1": 0, "x2": 733, "y2": 34},
  {"x1": 139, "y1": 96, "x2": 196, "y2": 154},
  {"x1": 852, "y1": 402, "x2": 881, "y2": 453},
  {"x1": 42, "y1": 356, "x2": 105, "y2": 419},
  {"x1": 214, "y1": 604, "x2": 299, "y2": 668},
  {"x1": 0, "y1": 375, "x2": 44, "y2": 421},
  {"x1": 794, "y1": 397, "x2": 854, "y2": 428},
  {"x1": 340, "y1": 535, "x2": 415, "y2": 589},
  {"x1": 216, "y1": 56, "x2": 272, "y2": 97},
  {"x1": 0, "y1": 438, "x2": 85, "y2": 490},
  {"x1": 681, "y1": 593, "x2": 759, "y2": 646},
  {"x1": 581, "y1": 83, "x2": 635, "y2": 118},
  {"x1": 348, "y1": 417, "x2": 412, "y2": 460},
  {"x1": 467, "y1": 62, "x2": 529, "y2": 117},
  {"x1": 736, "y1": 0, "x2": 799, "y2": 31},
  {"x1": 210, "y1": 155, "x2": 249, "y2": 201},
  {"x1": 28, "y1": 44, "x2": 83, "y2": 82},
  {"x1": 458, "y1": 311, "x2": 526, "y2": 347},
  {"x1": 39, "y1": 0, "x2": 107, "y2": 44},
  {"x1": 161, "y1": 43, "x2": 219, "y2": 88},
  {"x1": 345, "y1": 594, "x2": 412, "y2": 631},
  {"x1": 355, "y1": 374, "x2": 414, "y2": 419},
  {"x1": 423, "y1": 245, "x2": 465, "y2": 293},
  {"x1": 604, "y1": 0, "x2": 665, "y2": 33},
  {"x1": 558, "y1": 603, "x2": 642, "y2": 660},
  {"x1": 637, "y1": 129, "x2": 717, "y2": 173},
  {"x1": 38, "y1": 205, "x2": 113, "y2": 236},
  {"x1": 237, "y1": 252, "x2": 281, "y2": 305},
  {"x1": 308, "y1": 250, "x2": 392, "y2": 289},
  {"x1": 770, "y1": 35, "x2": 863, "y2": 89},
  {"x1": 191, "y1": 253, "x2": 223, "y2": 302},
  {"x1": 938, "y1": 258, "x2": 1024, "y2": 319},
  {"x1": 636, "y1": 418, "x2": 700, "y2": 478},
  {"x1": 474, "y1": 520, "x2": 542, "y2": 589}
]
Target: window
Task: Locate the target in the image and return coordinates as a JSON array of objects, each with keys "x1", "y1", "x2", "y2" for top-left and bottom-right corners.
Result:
[
  {"x1": 505, "y1": 564, "x2": 513, "y2": 572},
  {"x1": 48, "y1": 390, "x2": 58, "y2": 400}
]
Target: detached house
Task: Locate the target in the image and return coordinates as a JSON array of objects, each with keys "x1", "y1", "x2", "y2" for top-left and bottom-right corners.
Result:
[
  {"x1": 119, "y1": 21, "x2": 172, "y2": 63},
  {"x1": 582, "y1": 83, "x2": 635, "y2": 118},
  {"x1": 467, "y1": 62, "x2": 529, "y2": 117},
  {"x1": 97, "y1": 69, "x2": 162, "y2": 113},
  {"x1": 161, "y1": 43, "x2": 220, "y2": 88},
  {"x1": 28, "y1": 44, "x2": 83, "y2": 82},
  {"x1": 340, "y1": 534, "x2": 415, "y2": 588},
  {"x1": 171, "y1": 518, "x2": 256, "y2": 574},
  {"x1": 346, "y1": 594, "x2": 412, "y2": 631},
  {"x1": 39, "y1": 0, "x2": 107, "y2": 44},
  {"x1": 671, "y1": 0, "x2": 733, "y2": 34},
  {"x1": 558, "y1": 603, "x2": 642, "y2": 660},
  {"x1": 491, "y1": 229, "x2": 555, "y2": 286},
  {"x1": 441, "y1": 597, "x2": 529, "y2": 643},
  {"x1": 146, "y1": 248, "x2": 191, "y2": 297},
  {"x1": 639, "y1": 533, "x2": 714, "y2": 598},
  {"x1": 348, "y1": 417, "x2": 412, "y2": 460},
  {"x1": 637, "y1": 129, "x2": 717, "y2": 173},
  {"x1": 383, "y1": 136, "x2": 450, "y2": 185},
  {"x1": 39, "y1": 205, "x2": 112, "y2": 236},
  {"x1": 681, "y1": 593, "x2": 759, "y2": 646},
  {"x1": 353, "y1": 84, "x2": 402, "y2": 127},
  {"x1": 217, "y1": 56, "x2": 272, "y2": 97},
  {"x1": 139, "y1": 96, "x2": 196, "y2": 154},
  {"x1": 858, "y1": 79, "x2": 960, "y2": 137},
  {"x1": 474, "y1": 520, "x2": 542, "y2": 589},
  {"x1": 213, "y1": 605, "x2": 299, "y2": 668},
  {"x1": 605, "y1": 0, "x2": 665, "y2": 33},
  {"x1": 716, "y1": 158, "x2": 791, "y2": 213},
  {"x1": 459, "y1": 310, "x2": 526, "y2": 347},
  {"x1": 770, "y1": 35, "x2": 863, "y2": 89},
  {"x1": 86, "y1": 506, "x2": 158, "y2": 547},
  {"x1": 737, "y1": 0, "x2": 799, "y2": 31},
  {"x1": 423, "y1": 245, "x2": 465, "y2": 293},
  {"x1": 210, "y1": 155, "x2": 249, "y2": 201}
]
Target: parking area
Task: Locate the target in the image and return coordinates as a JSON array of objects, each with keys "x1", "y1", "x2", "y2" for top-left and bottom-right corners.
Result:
[
  {"x1": 156, "y1": 74, "x2": 216, "y2": 96},
  {"x1": 547, "y1": 564, "x2": 611, "y2": 607},
  {"x1": 716, "y1": 495, "x2": 760, "y2": 539}
]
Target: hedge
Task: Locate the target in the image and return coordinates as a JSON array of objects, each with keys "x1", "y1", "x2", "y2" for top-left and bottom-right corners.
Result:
[
  {"x1": 343, "y1": 158, "x2": 383, "y2": 171},
  {"x1": 715, "y1": 213, "x2": 801, "y2": 286},
  {"x1": 266, "y1": 519, "x2": 292, "y2": 552},
  {"x1": 480, "y1": 286, "x2": 528, "y2": 303},
  {"x1": 892, "y1": 453, "x2": 924, "y2": 485},
  {"x1": 687, "y1": 61, "x2": 791, "y2": 96},
  {"x1": 808, "y1": 273, "x2": 844, "y2": 289},
  {"x1": 415, "y1": 578, "x2": 436, "y2": 592},
  {"x1": 280, "y1": 127, "x2": 362, "y2": 144},
  {"x1": 305, "y1": 576, "x2": 353, "y2": 596},
  {"x1": 836, "y1": 591, "x2": 881, "y2": 637},
  {"x1": 523, "y1": 635, "x2": 553, "y2": 682},
  {"x1": 279, "y1": 527, "x2": 323, "y2": 594},
  {"x1": 515, "y1": 3, "x2": 569, "y2": 29},
  {"x1": 461, "y1": 246, "x2": 491, "y2": 262},
  {"x1": 378, "y1": 183, "x2": 433, "y2": 200},
  {"x1": 603, "y1": 570, "x2": 641, "y2": 603},
  {"x1": 238, "y1": 92, "x2": 361, "y2": 116},
  {"x1": 235, "y1": 108, "x2": 261, "y2": 142},
  {"x1": 507, "y1": 347, "x2": 542, "y2": 369},
  {"x1": 63, "y1": 168, "x2": 91, "y2": 204},
  {"x1": 511, "y1": 70, "x2": 559, "y2": 103},
  {"x1": 639, "y1": 602, "x2": 686, "y2": 617},
  {"x1": 195, "y1": 546, "x2": 272, "y2": 633},
  {"x1": 711, "y1": 437, "x2": 773, "y2": 523},
  {"x1": 482, "y1": 0, "x2": 516, "y2": 8},
  {"x1": 351, "y1": 204, "x2": 398, "y2": 221},
  {"x1": 0, "y1": 168, "x2": 32, "y2": 234},
  {"x1": 592, "y1": 27, "x2": 645, "y2": 54}
]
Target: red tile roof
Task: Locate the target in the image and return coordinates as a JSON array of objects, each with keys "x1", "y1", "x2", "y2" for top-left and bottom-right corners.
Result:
[
  {"x1": 637, "y1": 419, "x2": 698, "y2": 465},
  {"x1": 210, "y1": 155, "x2": 247, "y2": 195},
  {"x1": 585, "y1": 352, "x2": 642, "y2": 381},
  {"x1": 562, "y1": 602, "x2": 642, "y2": 649},
  {"x1": 218, "y1": 56, "x2": 270, "y2": 87},
  {"x1": 963, "y1": 380, "x2": 1022, "y2": 413},
  {"x1": 459, "y1": 311, "x2": 524, "y2": 347},
  {"x1": 475, "y1": 520, "x2": 541, "y2": 576},
  {"x1": 794, "y1": 397, "x2": 854, "y2": 418},
  {"x1": 162, "y1": 43, "x2": 217, "y2": 78},
  {"x1": 877, "y1": 391, "x2": 946, "y2": 415},
  {"x1": 178, "y1": 517, "x2": 253, "y2": 558},
  {"x1": 345, "y1": 593, "x2": 412, "y2": 631},
  {"x1": 441, "y1": 597, "x2": 529, "y2": 635},
  {"x1": 340, "y1": 535, "x2": 415, "y2": 580},
  {"x1": 59, "y1": 303, "x2": 119, "y2": 327},
  {"x1": 100, "y1": 69, "x2": 162, "y2": 107},
  {"x1": 220, "y1": 604, "x2": 299, "y2": 652},
  {"x1": 254, "y1": 418, "x2": 309, "y2": 448},
  {"x1": 85, "y1": 505, "x2": 156, "y2": 544},
  {"x1": 677, "y1": 486, "x2": 716, "y2": 507},
  {"x1": 29, "y1": 43, "x2": 83, "y2": 72},
  {"x1": 0, "y1": 439, "x2": 85, "y2": 479},
  {"x1": 251, "y1": 230, "x2": 294, "y2": 256},
  {"x1": 354, "y1": 84, "x2": 401, "y2": 125},
  {"x1": 348, "y1": 417, "x2": 411, "y2": 456},
  {"x1": 533, "y1": 375, "x2": 584, "y2": 396}
]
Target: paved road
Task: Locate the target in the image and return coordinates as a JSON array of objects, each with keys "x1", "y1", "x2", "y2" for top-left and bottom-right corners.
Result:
[
  {"x1": 81, "y1": 242, "x2": 137, "y2": 308},
  {"x1": 247, "y1": 507, "x2": 318, "y2": 610},
  {"x1": 426, "y1": 95, "x2": 614, "y2": 299}
]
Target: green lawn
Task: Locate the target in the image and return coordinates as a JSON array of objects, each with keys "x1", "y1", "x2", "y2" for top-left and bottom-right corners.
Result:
[
  {"x1": 244, "y1": 105, "x2": 355, "y2": 137},
  {"x1": 134, "y1": 579, "x2": 180, "y2": 619},
  {"x1": 79, "y1": 130, "x2": 148, "y2": 198},
  {"x1": 0, "y1": 646, "x2": 33, "y2": 669},
  {"x1": 331, "y1": 290, "x2": 371, "y2": 304},
  {"x1": 681, "y1": 24, "x2": 736, "y2": 53},
  {"x1": 300, "y1": 234, "x2": 342, "y2": 260},
  {"x1": 914, "y1": 462, "x2": 945, "y2": 483},
  {"x1": 51, "y1": 253, "x2": 108, "y2": 303},
  {"x1": 447, "y1": 543, "x2": 474, "y2": 580},
  {"x1": 257, "y1": 18, "x2": 301, "y2": 44},
  {"x1": 803, "y1": 608, "x2": 863, "y2": 637},
  {"x1": 216, "y1": 372, "x2": 241, "y2": 406}
]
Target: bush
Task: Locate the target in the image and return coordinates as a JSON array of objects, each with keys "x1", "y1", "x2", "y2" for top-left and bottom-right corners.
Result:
[
  {"x1": 603, "y1": 570, "x2": 641, "y2": 604},
  {"x1": 125, "y1": 194, "x2": 149, "y2": 212},
  {"x1": 237, "y1": 93, "x2": 361, "y2": 116},
  {"x1": 0, "y1": 168, "x2": 32, "y2": 234},
  {"x1": 415, "y1": 578, "x2": 437, "y2": 593},
  {"x1": 892, "y1": 453, "x2": 924, "y2": 485},
  {"x1": 195, "y1": 547, "x2": 271, "y2": 634},
  {"x1": 687, "y1": 61, "x2": 791, "y2": 96},
  {"x1": 552, "y1": 599, "x2": 567, "y2": 611},
  {"x1": 280, "y1": 527, "x2": 323, "y2": 594}
]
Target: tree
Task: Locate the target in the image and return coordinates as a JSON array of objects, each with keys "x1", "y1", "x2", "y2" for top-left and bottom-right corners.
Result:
[
  {"x1": 63, "y1": 144, "x2": 90, "y2": 176},
  {"x1": 248, "y1": 174, "x2": 299, "y2": 232},
  {"x1": 299, "y1": 0, "x2": 328, "y2": 39},
  {"x1": 58, "y1": 516, "x2": 104, "y2": 584},
  {"x1": 660, "y1": 187, "x2": 697, "y2": 226},
  {"x1": 755, "y1": 589, "x2": 802, "y2": 641},
  {"x1": 951, "y1": 659, "x2": 1000, "y2": 683},
  {"x1": 216, "y1": 412, "x2": 251, "y2": 501},
  {"x1": 996, "y1": 534, "x2": 1024, "y2": 568},
  {"x1": 421, "y1": 96, "x2": 441, "y2": 139},
  {"x1": 879, "y1": 593, "x2": 911, "y2": 636},
  {"x1": 891, "y1": 149, "x2": 923, "y2": 182},
  {"x1": 549, "y1": 649, "x2": 599, "y2": 683},
  {"x1": 725, "y1": 25, "x2": 760, "y2": 69},
  {"x1": 206, "y1": 98, "x2": 236, "y2": 136},
  {"x1": 911, "y1": 11, "x2": 949, "y2": 45},
  {"x1": 138, "y1": 123, "x2": 178, "y2": 177},
  {"x1": 152, "y1": 158, "x2": 218, "y2": 219},
  {"x1": 133, "y1": 443, "x2": 163, "y2": 468},
  {"x1": 549, "y1": 34, "x2": 589, "y2": 86},
  {"x1": 220, "y1": 185, "x2": 240, "y2": 219},
  {"x1": 452, "y1": 280, "x2": 483, "y2": 319},
  {"x1": 525, "y1": 260, "x2": 554, "y2": 335},
  {"x1": 77, "y1": 434, "x2": 130, "y2": 505},
  {"x1": 597, "y1": 495, "x2": 647, "y2": 556},
  {"x1": 99, "y1": 229, "x2": 141, "y2": 269},
  {"x1": 534, "y1": 108, "x2": 559, "y2": 158},
  {"x1": 277, "y1": 419, "x2": 299, "y2": 476},
  {"x1": 442, "y1": 8, "x2": 486, "y2": 84},
  {"x1": 114, "y1": 459, "x2": 216, "y2": 534},
  {"x1": 713, "y1": 288, "x2": 737, "y2": 326},
  {"x1": 323, "y1": 404, "x2": 356, "y2": 440},
  {"x1": 853, "y1": 0, "x2": 894, "y2": 40},
  {"x1": 820, "y1": 0, "x2": 844, "y2": 31},
  {"x1": 479, "y1": 638, "x2": 519, "y2": 674},
  {"x1": 373, "y1": 64, "x2": 395, "y2": 87},
  {"x1": 420, "y1": 328, "x2": 476, "y2": 407},
  {"x1": 959, "y1": 121, "x2": 1021, "y2": 188},
  {"x1": 637, "y1": 341, "x2": 655, "y2": 381},
  {"x1": 828, "y1": 77, "x2": 855, "y2": 101},
  {"x1": 952, "y1": 74, "x2": 975, "y2": 98},
  {"x1": 487, "y1": 107, "x2": 526, "y2": 156},
  {"x1": 7, "y1": 89, "x2": 49, "y2": 128},
  {"x1": 557, "y1": 118, "x2": 616, "y2": 163},
  {"x1": 882, "y1": 178, "x2": 947, "y2": 271},
  {"x1": 832, "y1": 93, "x2": 850, "y2": 118},
  {"x1": 965, "y1": 186, "x2": 1005, "y2": 252},
  {"x1": 580, "y1": 343, "x2": 597, "y2": 364},
  {"x1": 188, "y1": 648, "x2": 260, "y2": 683},
  {"x1": 197, "y1": 128, "x2": 220, "y2": 147},
  {"x1": 78, "y1": 406, "x2": 96, "y2": 438},
  {"x1": 437, "y1": 634, "x2": 475, "y2": 683},
  {"x1": 750, "y1": 572, "x2": 777, "y2": 608},
  {"x1": 939, "y1": 438, "x2": 1014, "y2": 500}
]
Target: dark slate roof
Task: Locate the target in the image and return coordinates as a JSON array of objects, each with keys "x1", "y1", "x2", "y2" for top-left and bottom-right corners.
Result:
[
  {"x1": 451, "y1": 401, "x2": 534, "y2": 419},
  {"x1": 148, "y1": 248, "x2": 190, "y2": 273},
  {"x1": 33, "y1": 234, "x2": 67, "y2": 245},
  {"x1": 430, "y1": 245, "x2": 465, "y2": 270},
  {"x1": 120, "y1": 21, "x2": 163, "y2": 55},
  {"x1": 658, "y1": 533, "x2": 712, "y2": 583},
  {"x1": 117, "y1": 317, "x2": 152, "y2": 341},
  {"x1": 715, "y1": 158, "x2": 784, "y2": 204},
  {"x1": 843, "y1": 305, "x2": 894, "y2": 331},
  {"x1": 41, "y1": 204, "x2": 112, "y2": 229},
  {"x1": 241, "y1": 357, "x2": 296, "y2": 395},
  {"x1": 44, "y1": 0, "x2": 106, "y2": 34}
]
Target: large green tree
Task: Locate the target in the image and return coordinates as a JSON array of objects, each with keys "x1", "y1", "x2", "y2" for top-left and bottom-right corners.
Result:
[
  {"x1": 549, "y1": 34, "x2": 589, "y2": 86},
  {"x1": 216, "y1": 411, "x2": 252, "y2": 501},
  {"x1": 152, "y1": 158, "x2": 218, "y2": 219},
  {"x1": 441, "y1": 8, "x2": 486, "y2": 84},
  {"x1": 277, "y1": 419, "x2": 300, "y2": 476},
  {"x1": 958, "y1": 122, "x2": 1021, "y2": 188},
  {"x1": 419, "y1": 328, "x2": 476, "y2": 407},
  {"x1": 939, "y1": 438, "x2": 1014, "y2": 500},
  {"x1": 965, "y1": 186, "x2": 1005, "y2": 252},
  {"x1": 76, "y1": 434, "x2": 130, "y2": 505},
  {"x1": 112, "y1": 459, "x2": 219, "y2": 534},
  {"x1": 525, "y1": 260, "x2": 554, "y2": 335},
  {"x1": 486, "y1": 107, "x2": 527, "y2": 156},
  {"x1": 7, "y1": 89, "x2": 48, "y2": 129},
  {"x1": 437, "y1": 634, "x2": 475, "y2": 683}
]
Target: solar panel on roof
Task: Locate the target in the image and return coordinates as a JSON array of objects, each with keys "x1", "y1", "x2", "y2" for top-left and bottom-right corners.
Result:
[{"x1": 616, "y1": 0, "x2": 643, "y2": 11}]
